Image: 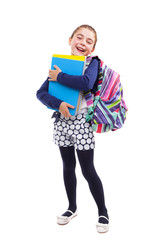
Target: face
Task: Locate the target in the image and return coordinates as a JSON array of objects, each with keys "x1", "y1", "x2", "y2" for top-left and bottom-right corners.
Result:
[{"x1": 69, "y1": 28, "x2": 95, "y2": 56}]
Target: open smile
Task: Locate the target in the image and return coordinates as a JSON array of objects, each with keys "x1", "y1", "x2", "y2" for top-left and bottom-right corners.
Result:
[{"x1": 76, "y1": 46, "x2": 85, "y2": 53}]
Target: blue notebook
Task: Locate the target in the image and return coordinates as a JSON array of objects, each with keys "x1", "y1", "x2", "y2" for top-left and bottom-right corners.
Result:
[{"x1": 48, "y1": 54, "x2": 86, "y2": 115}]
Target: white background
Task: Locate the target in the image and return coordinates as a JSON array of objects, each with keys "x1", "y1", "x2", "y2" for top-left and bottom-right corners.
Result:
[{"x1": 0, "y1": 0, "x2": 160, "y2": 239}]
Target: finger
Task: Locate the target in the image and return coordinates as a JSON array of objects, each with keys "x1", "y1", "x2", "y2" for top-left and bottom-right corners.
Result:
[
  {"x1": 66, "y1": 103, "x2": 75, "y2": 109},
  {"x1": 64, "y1": 114, "x2": 71, "y2": 118},
  {"x1": 54, "y1": 65, "x2": 61, "y2": 72},
  {"x1": 48, "y1": 71, "x2": 52, "y2": 77},
  {"x1": 64, "y1": 107, "x2": 72, "y2": 118},
  {"x1": 53, "y1": 65, "x2": 58, "y2": 70},
  {"x1": 48, "y1": 78, "x2": 56, "y2": 81},
  {"x1": 66, "y1": 113, "x2": 72, "y2": 117},
  {"x1": 63, "y1": 111, "x2": 71, "y2": 118}
]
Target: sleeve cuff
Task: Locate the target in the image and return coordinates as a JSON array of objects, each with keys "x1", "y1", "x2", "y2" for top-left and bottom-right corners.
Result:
[{"x1": 57, "y1": 72, "x2": 63, "y2": 83}]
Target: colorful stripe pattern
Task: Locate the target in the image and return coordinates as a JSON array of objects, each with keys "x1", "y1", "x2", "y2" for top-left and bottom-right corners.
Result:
[{"x1": 84, "y1": 56, "x2": 128, "y2": 133}]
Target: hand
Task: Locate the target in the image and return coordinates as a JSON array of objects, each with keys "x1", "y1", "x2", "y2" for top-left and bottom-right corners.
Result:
[
  {"x1": 48, "y1": 65, "x2": 62, "y2": 81},
  {"x1": 59, "y1": 102, "x2": 75, "y2": 118}
]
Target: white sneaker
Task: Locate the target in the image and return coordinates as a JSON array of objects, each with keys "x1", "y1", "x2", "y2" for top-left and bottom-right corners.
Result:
[
  {"x1": 96, "y1": 216, "x2": 109, "y2": 233},
  {"x1": 57, "y1": 210, "x2": 78, "y2": 225}
]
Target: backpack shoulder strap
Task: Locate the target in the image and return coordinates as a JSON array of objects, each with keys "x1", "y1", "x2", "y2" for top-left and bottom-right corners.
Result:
[
  {"x1": 83, "y1": 56, "x2": 99, "y2": 120},
  {"x1": 84, "y1": 56, "x2": 105, "y2": 120}
]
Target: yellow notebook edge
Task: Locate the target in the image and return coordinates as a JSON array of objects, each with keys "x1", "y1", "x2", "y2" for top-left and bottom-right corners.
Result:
[{"x1": 52, "y1": 54, "x2": 86, "y2": 62}]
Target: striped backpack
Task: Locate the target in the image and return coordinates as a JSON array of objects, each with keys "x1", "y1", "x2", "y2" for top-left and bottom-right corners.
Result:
[{"x1": 84, "y1": 56, "x2": 128, "y2": 133}]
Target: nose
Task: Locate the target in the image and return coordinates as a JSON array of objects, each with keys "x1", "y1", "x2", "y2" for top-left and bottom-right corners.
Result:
[{"x1": 80, "y1": 38, "x2": 85, "y2": 46}]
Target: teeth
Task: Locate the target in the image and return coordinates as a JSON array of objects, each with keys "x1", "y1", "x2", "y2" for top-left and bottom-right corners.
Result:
[{"x1": 77, "y1": 47, "x2": 85, "y2": 52}]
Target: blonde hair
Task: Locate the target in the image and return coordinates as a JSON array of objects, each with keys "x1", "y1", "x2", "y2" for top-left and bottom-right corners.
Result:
[{"x1": 70, "y1": 24, "x2": 97, "y2": 49}]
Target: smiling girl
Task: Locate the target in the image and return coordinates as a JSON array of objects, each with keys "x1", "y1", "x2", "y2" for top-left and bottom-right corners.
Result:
[
  {"x1": 69, "y1": 26, "x2": 96, "y2": 56},
  {"x1": 36, "y1": 25, "x2": 109, "y2": 233}
]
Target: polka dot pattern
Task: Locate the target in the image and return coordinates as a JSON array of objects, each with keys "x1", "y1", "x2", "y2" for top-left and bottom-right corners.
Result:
[{"x1": 53, "y1": 112, "x2": 95, "y2": 150}]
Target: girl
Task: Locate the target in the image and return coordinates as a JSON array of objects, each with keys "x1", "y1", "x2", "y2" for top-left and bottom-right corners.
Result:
[{"x1": 36, "y1": 25, "x2": 109, "y2": 233}]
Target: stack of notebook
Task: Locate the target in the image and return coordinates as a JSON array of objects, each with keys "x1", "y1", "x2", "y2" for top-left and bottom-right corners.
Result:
[{"x1": 48, "y1": 54, "x2": 86, "y2": 115}]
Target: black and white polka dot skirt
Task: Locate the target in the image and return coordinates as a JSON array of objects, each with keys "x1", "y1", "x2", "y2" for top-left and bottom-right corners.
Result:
[{"x1": 53, "y1": 111, "x2": 95, "y2": 150}]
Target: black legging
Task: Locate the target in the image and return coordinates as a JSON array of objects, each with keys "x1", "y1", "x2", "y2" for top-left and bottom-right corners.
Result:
[{"x1": 59, "y1": 146, "x2": 108, "y2": 217}]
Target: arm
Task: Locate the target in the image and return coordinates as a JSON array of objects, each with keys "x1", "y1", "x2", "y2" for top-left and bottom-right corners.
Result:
[
  {"x1": 49, "y1": 58, "x2": 99, "y2": 91},
  {"x1": 36, "y1": 79, "x2": 74, "y2": 117},
  {"x1": 36, "y1": 78, "x2": 63, "y2": 109}
]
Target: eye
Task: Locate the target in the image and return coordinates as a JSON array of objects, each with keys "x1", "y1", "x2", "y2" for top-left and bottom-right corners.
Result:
[{"x1": 87, "y1": 40, "x2": 93, "y2": 45}]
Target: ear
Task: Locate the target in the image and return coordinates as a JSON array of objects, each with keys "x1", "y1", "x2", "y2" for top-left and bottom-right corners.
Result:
[{"x1": 68, "y1": 37, "x2": 72, "y2": 46}]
